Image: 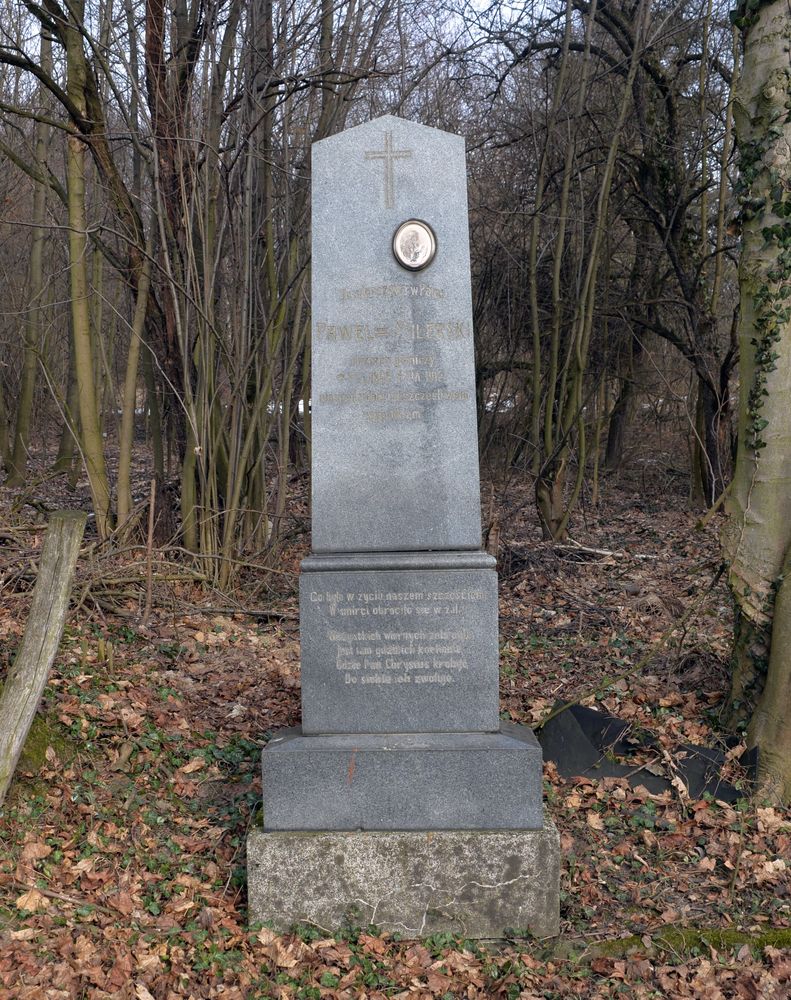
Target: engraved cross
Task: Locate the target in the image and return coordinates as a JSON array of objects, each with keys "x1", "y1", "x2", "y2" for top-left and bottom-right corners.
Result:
[{"x1": 364, "y1": 131, "x2": 412, "y2": 209}]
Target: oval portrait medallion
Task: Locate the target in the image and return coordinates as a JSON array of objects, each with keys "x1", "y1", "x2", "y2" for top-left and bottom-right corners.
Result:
[{"x1": 392, "y1": 219, "x2": 437, "y2": 271}]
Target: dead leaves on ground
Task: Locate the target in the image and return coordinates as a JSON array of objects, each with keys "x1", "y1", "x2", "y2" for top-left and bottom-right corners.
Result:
[{"x1": 1, "y1": 475, "x2": 789, "y2": 996}]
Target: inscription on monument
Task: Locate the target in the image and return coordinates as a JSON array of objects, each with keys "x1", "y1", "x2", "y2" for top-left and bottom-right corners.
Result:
[
  {"x1": 339, "y1": 283, "x2": 446, "y2": 301},
  {"x1": 315, "y1": 320, "x2": 469, "y2": 341},
  {"x1": 300, "y1": 568, "x2": 499, "y2": 734},
  {"x1": 317, "y1": 282, "x2": 472, "y2": 425},
  {"x1": 308, "y1": 586, "x2": 484, "y2": 688}
]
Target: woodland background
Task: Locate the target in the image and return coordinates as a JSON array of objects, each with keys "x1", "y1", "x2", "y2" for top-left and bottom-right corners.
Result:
[
  {"x1": 1, "y1": 0, "x2": 791, "y2": 996},
  {"x1": 0, "y1": 0, "x2": 741, "y2": 557}
]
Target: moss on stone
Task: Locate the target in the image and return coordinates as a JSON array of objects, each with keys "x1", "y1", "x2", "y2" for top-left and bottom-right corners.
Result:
[
  {"x1": 0, "y1": 680, "x2": 75, "y2": 803},
  {"x1": 17, "y1": 713, "x2": 72, "y2": 773},
  {"x1": 588, "y1": 924, "x2": 791, "y2": 959}
]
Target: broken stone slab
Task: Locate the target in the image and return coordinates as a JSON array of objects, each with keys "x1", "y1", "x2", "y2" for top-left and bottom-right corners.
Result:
[{"x1": 538, "y1": 703, "x2": 755, "y2": 801}]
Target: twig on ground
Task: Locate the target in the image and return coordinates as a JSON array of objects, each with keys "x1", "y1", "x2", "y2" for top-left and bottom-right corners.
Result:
[{"x1": 11, "y1": 879, "x2": 116, "y2": 917}]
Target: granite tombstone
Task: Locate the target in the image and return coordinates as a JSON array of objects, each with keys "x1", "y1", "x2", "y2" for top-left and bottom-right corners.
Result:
[{"x1": 248, "y1": 115, "x2": 560, "y2": 938}]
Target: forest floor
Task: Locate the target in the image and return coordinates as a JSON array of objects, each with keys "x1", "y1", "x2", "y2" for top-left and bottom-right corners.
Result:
[{"x1": 1, "y1": 461, "x2": 790, "y2": 999}]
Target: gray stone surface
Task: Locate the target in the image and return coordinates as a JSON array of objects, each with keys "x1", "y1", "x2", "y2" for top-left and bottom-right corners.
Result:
[
  {"x1": 311, "y1": 115, "x2": 481, "y2": 553},
  {"x1": 247, "y1": 818, "x2": 560, "y2": 938},
  {"x1": 302, "y1": 551, "x2": 496, "y2": 572},
  {"x1": 262, "y1": 723, "x2": 544, "y2": 831},
  {"x1": 300, "y1": 559, "x2": 499, "y2": 734}
]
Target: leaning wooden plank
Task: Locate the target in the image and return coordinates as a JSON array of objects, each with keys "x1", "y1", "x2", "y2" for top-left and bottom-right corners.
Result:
[{"x1": 0, "y1": 510, "x2": 86, "y2": 806}]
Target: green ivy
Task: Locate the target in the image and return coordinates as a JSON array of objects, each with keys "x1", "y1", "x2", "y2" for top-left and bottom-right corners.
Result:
[
  {"x1": 730, "y1": 0, "x2": 775, "y2": 30},
  {"x1": 735, "y1": 64, "x2": 791, "y2": 452}
]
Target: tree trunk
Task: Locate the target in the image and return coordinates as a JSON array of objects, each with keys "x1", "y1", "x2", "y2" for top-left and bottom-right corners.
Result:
[
  {"x1": 536, "y1": 462, "x2": 567, "y2": 541},
  {"x1": 141, "y1": 332, "x2": 164, "y2": 480},
  {"x1": 591, "y1": 376, "x2": 606, "y2": 504},
  {"x1": 722, "y1": 0, "x2": 791, "y2": 803},
  {"x1": 605, "y1": 376, "x2": 633, "y2": 472},
  {"x1": 728, "y1": 609, "x2": 769, "y2": 726},
  {"x1": 7, "y1": 31, "x2": 51, "y2": 487},
  {"x1": 606, "y1": 237, "x2": 650, "y2": 474},
  {"x1": 67, "y1": 129, "x2": 112, "y2": 536},
  {"x1": 697, "y1": 373, "x2": 728, "y2": 508},
  {"x1": 52, "y1": 338, "x2": 79, "y2": 477},
  {"x1": 530, "y1": 0, "x2": 649, "y2": 538},
  {"x1": 0, "y1": 381, "x2": 10, "y2": 469},
  {"x1": 0, "y1": 511, "x2": 86, "y2": 806},
  {"x1": 747, "y1": 543, "x2": 791, "y2": 801},
  {"x1": 65, "y1": 5, "x2": 113, "y2": 537},
  {"x1": 117, "y1": 240, "x2": 153, "y2": 526},
  {"x1": 690, "y1": 380, "x2": 707, "y2": 508}
]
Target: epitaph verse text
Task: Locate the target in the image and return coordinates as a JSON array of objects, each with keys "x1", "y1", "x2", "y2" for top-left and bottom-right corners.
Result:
[{"x1": 309, "y1": 587, "x2": 485, "y2": 688}]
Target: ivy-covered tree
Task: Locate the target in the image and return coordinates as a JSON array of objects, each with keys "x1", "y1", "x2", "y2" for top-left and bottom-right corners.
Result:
[{"x1": 723, "y1": 0, "x2": 791, "y2": 803}]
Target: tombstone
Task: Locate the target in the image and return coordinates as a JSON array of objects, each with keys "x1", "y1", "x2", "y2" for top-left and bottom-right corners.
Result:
[{"x1": 247, "y1": 115, "x2": 560, "y2": 938}]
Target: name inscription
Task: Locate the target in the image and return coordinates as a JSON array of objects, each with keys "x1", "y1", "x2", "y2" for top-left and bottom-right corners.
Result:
[
  {"x1": 340, "y1": 283, "x2": 446, "y2": 301},
  {"x1": 315, "y1": 320, "x2": 469, "y2": 343},
  {"x1": 315, "y1": 312, "x2": 473, "y2": 424}
]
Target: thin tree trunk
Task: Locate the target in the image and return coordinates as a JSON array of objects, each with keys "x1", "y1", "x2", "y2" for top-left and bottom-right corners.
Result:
[
  {"x1": 141, "y1": 333, "x2": 164, "y2": 480},
  {"x1": 7, "y1": 31, "x2": 51, "y2": 486},
  {"x1": 604, "y1": 378, "x2": 632, "y2": 472},
  {"x1": 591, "y1": 376, "x2": 606, "y2": 505},
  {"x1": 606, "y1": 331, "x2": 644, "y2": 472},
  {"x1": 528, "y1": 2, "x2": 573, "y2": 475},
  {"x1": 690, "y1": 379, "x2": 707, "y2": 507},
  {"x1": 65, "y1": 3, "x2": 112, "y2": 537},
  {"x1": 53, "y1": 340, "x2": 79, "y2": 477},
  {"x1": 117, "y1": 236, "x2": 153, "y2": 526},
  {"x1": 534, "y1": 0, "x2": 596, "y2": 538},
  {"x1": 696, "y1": 373, "x2": 727, "y2": 508},
  {"x1": 0, "y1": 383, "x2": 9, "y2": 469},
  {"x1": 537, "y1": 0, "x2": 649, "y2": 540}
]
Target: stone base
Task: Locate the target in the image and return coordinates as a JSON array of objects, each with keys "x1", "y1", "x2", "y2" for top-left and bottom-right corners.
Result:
[
  {"x1": 247, "y1": 820, "x2": 560, "y2": 938},
  {"x1": 262, "y1": 722, "x2": 543, "y2": 831}
]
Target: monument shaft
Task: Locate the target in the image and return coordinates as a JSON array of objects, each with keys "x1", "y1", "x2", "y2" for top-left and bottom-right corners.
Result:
[{"x1": 310, "y1": 119, "x2": 481, "y2": 553}]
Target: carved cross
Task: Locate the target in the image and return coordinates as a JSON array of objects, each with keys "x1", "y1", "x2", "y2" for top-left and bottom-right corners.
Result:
[{"x1": 364, "y1": 132, "x2": 413, "y2": 209}]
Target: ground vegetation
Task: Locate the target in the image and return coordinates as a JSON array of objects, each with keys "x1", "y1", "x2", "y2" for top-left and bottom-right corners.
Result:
[{"x1": 1, "y1": 470, "x2": 789, "y2": 996}]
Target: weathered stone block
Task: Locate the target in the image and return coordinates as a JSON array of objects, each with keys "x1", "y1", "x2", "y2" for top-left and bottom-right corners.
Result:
[{"x1": 247, "y1": 818, "x2": 560, "y2": 938}]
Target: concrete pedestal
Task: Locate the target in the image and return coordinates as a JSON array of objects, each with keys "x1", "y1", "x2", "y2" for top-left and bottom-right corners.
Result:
[{"x1": 247, "y1": 819, "x2": 560, "y2": 939}]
